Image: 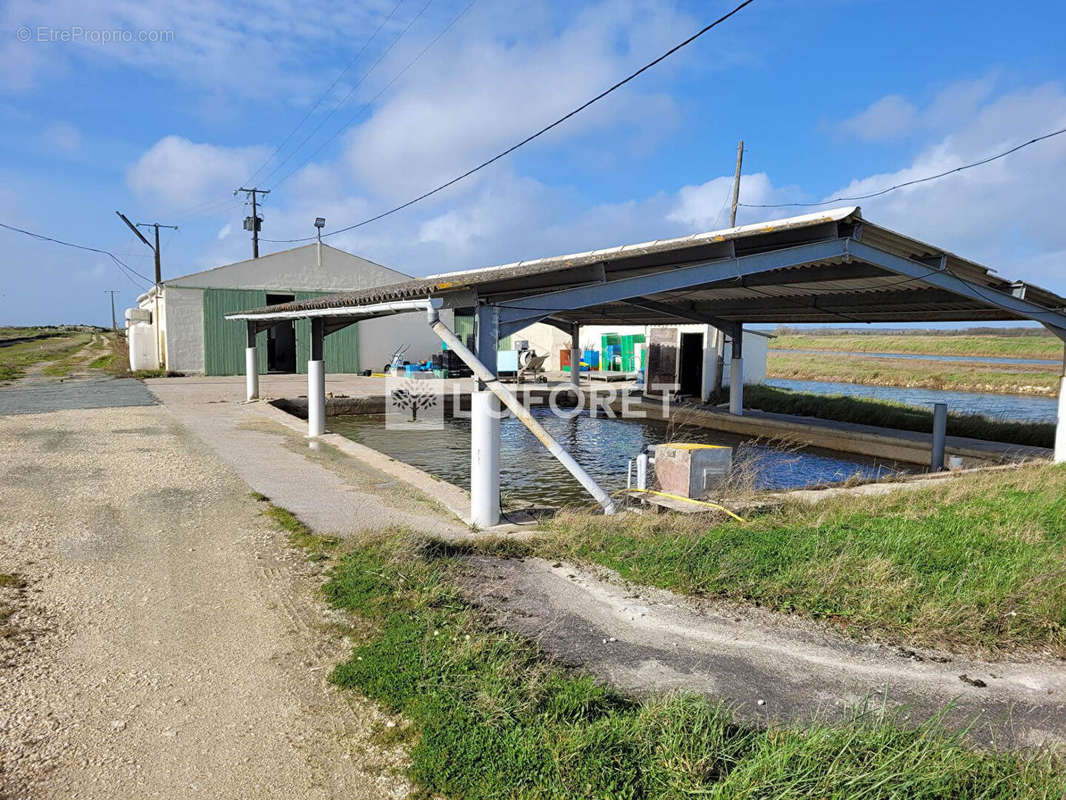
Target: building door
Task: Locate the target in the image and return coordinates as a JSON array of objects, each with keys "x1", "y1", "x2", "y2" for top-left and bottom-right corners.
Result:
[
  {"x1": 645, "y1": 327, "x2": 678, "y2": 393},
  {"x1": 265, "y1": 293, "x2": 296, "y2": 373},
  {"x1": 678, "y1": 332, "x2": 704, "y2": 397}
]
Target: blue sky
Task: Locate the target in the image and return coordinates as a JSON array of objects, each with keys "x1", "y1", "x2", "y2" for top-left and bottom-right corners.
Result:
[{"x1": 2, "y1": 0, "x2": 1066, "y2": 326}]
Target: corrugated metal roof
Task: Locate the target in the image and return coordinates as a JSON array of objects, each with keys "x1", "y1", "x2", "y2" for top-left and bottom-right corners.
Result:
[{"x1": 228, "y1": 207, "x2": 1066, "y2": 328}]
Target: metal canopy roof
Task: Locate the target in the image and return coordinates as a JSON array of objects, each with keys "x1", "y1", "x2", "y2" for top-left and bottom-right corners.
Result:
[{"x1": 228, "y1": 207, "x2": 1066, "y2": 336}]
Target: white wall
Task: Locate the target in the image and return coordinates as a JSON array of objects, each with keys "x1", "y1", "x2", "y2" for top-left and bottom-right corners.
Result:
[
  {"x1": 510, "y1": 322, "x2": 572, "y2": 369},
  {"x1": 161, "y1": 287, "x2": 204, "y2": 373},
  {"x1": 357, "y1": 309, "x2": 454, "y2": 372}
]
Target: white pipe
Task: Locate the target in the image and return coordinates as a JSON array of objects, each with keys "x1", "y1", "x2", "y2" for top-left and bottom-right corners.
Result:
[
  {"x1": 1056, "y1": 376, "x2": 1066, "y2": 464},
  {"x1": 729, "y1": 357, "x2": 743, "y2": 415},
  {"x1": 470, "y1": 390, "x2": 501, "y2": 527},
  {"x1": 427, "y1": 308, "x2": 616, "y2": 515},
  {"x1": 245, "y1": 347, "x2": 259, "y2": 401},
  {"x1": 308, "y1": 360, "x2": 325, "y2": 436}
]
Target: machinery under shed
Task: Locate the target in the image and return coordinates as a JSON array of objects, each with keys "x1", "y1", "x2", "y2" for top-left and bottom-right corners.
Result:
[{"x1": 228, "y1": 207, "x2": 1066, "y2": 527}]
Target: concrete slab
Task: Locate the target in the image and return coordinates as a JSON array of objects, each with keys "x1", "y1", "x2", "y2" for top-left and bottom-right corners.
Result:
[{"x1": 0, "y1": 376, "x2": 157, "y2": 416}]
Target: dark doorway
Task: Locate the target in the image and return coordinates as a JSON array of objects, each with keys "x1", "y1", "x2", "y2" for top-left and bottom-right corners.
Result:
[
  {"x1": 646, "y1": 327, "x2": 678, "y2": 394},
  {"x1": 265, "y1": 293, "x2": 296, "y2": 373},
  {"x1": 678, "y1": 332, "x2": 704, "y2": 397}
]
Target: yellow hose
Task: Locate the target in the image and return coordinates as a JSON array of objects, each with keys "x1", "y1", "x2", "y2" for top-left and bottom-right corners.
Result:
[{"x1": 616, "y1": 488, "x2": 747, "y2": 522}]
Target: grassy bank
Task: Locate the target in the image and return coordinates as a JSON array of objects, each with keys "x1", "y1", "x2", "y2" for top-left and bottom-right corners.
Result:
[
  {"x1": 743, "y1": 385, "x2": 1054, "y2": 448},
  {"x1": 534, "y1": 462, "x2": 1066, "y2": 657},
  {"x1": 767, "y1": 351, "x2": 1059, "y2": 395},
  {"x1": 773, "y1": 333, "x2": 1063, "y2": 360},
  {"x1": 0, "y1": 331, "x2": 93, "y2": 382},
  {"x1": 272, "y1": 515, "x2": 1066, "y2": 798}
]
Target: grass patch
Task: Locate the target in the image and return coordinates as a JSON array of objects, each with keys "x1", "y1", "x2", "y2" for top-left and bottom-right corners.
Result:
[
  {"x1": 0, "y1": 573, "x2": 25, "y2": 589},
  {"x1": 308, "y1": 530, "x2": 1065, "y2": 798},
  {"x1": 88, "y1": 353, "x2": 116, "y2": 369},
  {"x1": 261, "y1": 503, "x2": 339, "y2": 561},
  {"x1": 772, "y1": 333, "x2": 1063, "y2": 360},
  {"x1": 743, "y1": 385, "x2": 1055, "y2": 448},
  {"x1": 0, "y1": 332, "x2": 92, "y2": 382},
  {"x1": 767, "y1": 351, "x2": 1059, "y2": 395},
  {"x1": 534, "y1": 462, "x2": 1066, "y2": 656}
]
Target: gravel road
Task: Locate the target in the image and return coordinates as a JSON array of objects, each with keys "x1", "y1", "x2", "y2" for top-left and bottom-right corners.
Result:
[{"x1": 0, "y1": 405, "x2": 408, "y2": 799}]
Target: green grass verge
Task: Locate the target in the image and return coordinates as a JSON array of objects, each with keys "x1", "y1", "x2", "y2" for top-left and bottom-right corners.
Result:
[
  {"x1": 767, "y1": 351, "x2": 1058, "y2": 395},
  {"x1": 280, "y1": 528, "x2": 1065, "y2": 799},
  {"x1": 772, "y1": 333, "x2": 1063, "y2": 360},
  {"x1": 0, "y1": 333, "x2": 92, "y2": 382},
  {"x1": 536, "y1": 462, "x2": 1066, "y2": 657},
  {"x1": 88, "y1": 353, "x2": 116, "y2": 369},
  {"x1": 743, "y1": 385, "x2": 1055, "y2": 448}
]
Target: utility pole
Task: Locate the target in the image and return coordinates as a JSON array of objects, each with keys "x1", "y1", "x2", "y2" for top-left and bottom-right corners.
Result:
[
  {"x1": 116, "y1": 212, "x2": 178, "y2": 369},
  {"x1": 236, "y1": 187, "x2": 270, "y2": 258},
  {"x1": 729, "y1": 139, "x2": 744, "y2": 227},
  {"x1": 105, "y1": 290, "x2": 119, "y2": 331}
]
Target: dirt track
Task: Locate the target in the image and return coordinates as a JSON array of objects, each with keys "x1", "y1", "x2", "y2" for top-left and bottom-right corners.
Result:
[{"x1": 0, "y1": 404, "x2": 407, "y2": 799}]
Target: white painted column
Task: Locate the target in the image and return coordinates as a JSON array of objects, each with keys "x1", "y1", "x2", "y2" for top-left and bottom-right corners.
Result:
[
  {"x1": 244, "y1": 322, "x2": 259, "y2": 401},
  {"x1": 307, "y1": 319, "x2": 326, "y2": 437},
  {"x1": 1056, "y1": 375, "x2": 1066, "y2": 464},
  {"x1": 729, "y1": 326, "x2": 743, "y2": 415},
  {"x1": 700, "y1": 324, "x2": 716, "y2": 403},
  {"x1": 471, "y1": 305, "x2": 501, "y2": 528},
  {"x1": 569, "y1": 322, "x2": 580, "y2": 387}
]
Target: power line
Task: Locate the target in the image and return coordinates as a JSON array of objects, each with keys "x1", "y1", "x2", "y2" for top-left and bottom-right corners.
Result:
[
  {"x1": 261, "y1": 0, "x2": 757, "y2": 244},
  {"x1": 740, "y1": 126, "x2": 1066, "y2": 209},
  {"x1": 259, "y1": 0, "x2": 437, "y2": 187},
  {"x1": 243, "y1": 0, "x2": 409, "y2": 185},
  {"x1": 0, "y1": 221, "x2": 153, "y2": 288},
  {"x1": 267, "y1": 0, "x2": 478, "y2": 195}
]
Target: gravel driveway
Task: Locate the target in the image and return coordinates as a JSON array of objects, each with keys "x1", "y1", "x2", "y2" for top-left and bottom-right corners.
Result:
[{"x1": 0, "y1": 405, "x2": 408, "y2": 799}]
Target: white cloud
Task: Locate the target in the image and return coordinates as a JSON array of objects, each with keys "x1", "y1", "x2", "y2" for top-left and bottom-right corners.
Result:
[
  {"x1": 838, "y1": 95, "x2": 918, "y2": 141},
  {"x1": 341, "y1": 0, "x2": 692, "y2": 199},
  {"x1": 668, "y1": 173, "x2": 801, "y2": 229},
  {"x1": 126, "y1": 135, "x2": 269, "y2": 211},
  {"x1": 216, "y1": 223, "x2": 231, "y2": 240},
  {"x1": 43, "y1": 121, "x2": 80, "y2": 153},
  {"x1": 827, "y1": 83, "x2": 1066, "y2": 290}
]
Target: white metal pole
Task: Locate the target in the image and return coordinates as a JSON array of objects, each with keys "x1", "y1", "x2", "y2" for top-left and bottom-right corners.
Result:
[
  {"x1": 1056, "y1": 364, "x2": 1066, "y2": 464},
  {"x1": 570, "y1": 322, "x2": 580, "y2": 387},
  {"x1": 245, "y1": 322, "x2": 258, "y2": 401},
  {"x1": 245, "y1": 348, "x2": 258, "y2": 401},
  {"x1": 470, "y1": 305, "x2": 501, "y2": 527},
  {"x1": 308, "y1": 319, "x2": 326, "y2": 436},
  {"x1": 308, "y1": 360, "x2": 325, "y2": 436},
  {"x1": 729, "y1": 327, "x2": 743, "y2": 415}
]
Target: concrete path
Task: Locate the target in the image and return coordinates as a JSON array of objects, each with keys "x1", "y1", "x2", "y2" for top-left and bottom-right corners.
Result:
[
  {"x1": 146, "y1": 377, "x2": 469, "y2": 539},
  {"x1": 462, "y1": 556, "x2": 1066, "y2": 751}
]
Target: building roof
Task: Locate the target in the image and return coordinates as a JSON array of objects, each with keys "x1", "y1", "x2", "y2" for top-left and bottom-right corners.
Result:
[{"x1": 228, "y1": 207, "x2": 1066, "y2": 334}]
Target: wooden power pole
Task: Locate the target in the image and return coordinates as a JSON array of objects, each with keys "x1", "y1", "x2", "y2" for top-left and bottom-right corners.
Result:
[
  {"x1": 729, "y1": 139, "x2": 744, "y2": 227},
  {"x1": 236, "y1": 187, "x2": 270, "y2": 258},
  {"x1": 105, "y1": 290, "x2": 119, "y2": 331}
]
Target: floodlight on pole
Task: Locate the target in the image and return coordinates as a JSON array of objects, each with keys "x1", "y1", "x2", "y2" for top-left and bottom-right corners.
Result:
[{"x1": 314, "y1": 217, "x2": 326, "y2": 244}]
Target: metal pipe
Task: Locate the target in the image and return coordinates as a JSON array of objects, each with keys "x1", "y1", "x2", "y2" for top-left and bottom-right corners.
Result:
[
  {"x1": 931, "y1": 402, "x2": 947, "y2": 471},
  {"x1": 1056, "y1": 350, "x2": 1066, "y2": 464},
  {"x1": 427, "y1": 307, "x2": 616, "y2": 515}
]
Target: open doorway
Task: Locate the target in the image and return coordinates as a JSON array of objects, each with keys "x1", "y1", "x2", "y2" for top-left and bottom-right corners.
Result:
[
  {"x1": 265, "y1": 293, "x2": 296, "y2": 373},
  {"x1": 678, "y1": 331, "x2": 704, "y2": 397}
]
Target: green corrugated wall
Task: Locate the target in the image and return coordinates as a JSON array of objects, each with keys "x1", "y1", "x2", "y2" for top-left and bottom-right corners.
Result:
[
  {"x1": 203, "y1": 288, "x2": 268, "y2": 376},
  {"x1": 202, "y1": 288, "x2": 359, "y2": 376}
]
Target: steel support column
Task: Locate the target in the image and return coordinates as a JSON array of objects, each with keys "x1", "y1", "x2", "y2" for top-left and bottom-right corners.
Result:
[
  {"x1": 1057, "y1": 349, "x2": 1066, "y2": 464},
  {"x1": 570, "y1": 322, "x2": 581, "y2": 387},
  {"x1": 471, "y1": 305, "x2": 501, "y2": 528},
  {"x1": 729, "y1": 329, "x2": 744, "y2": 415},
  {"x1": 245, "y1": 321, "x2": 259, "y2": 401},
  {"x1": 701, "y1": 325, "x2": 716, "y2": 403},
  {"x1": 308, "y1": 318, "x2": 326, "y2": 437}
]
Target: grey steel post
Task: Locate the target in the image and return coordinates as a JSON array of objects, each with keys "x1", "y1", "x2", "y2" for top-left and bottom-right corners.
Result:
[{"x1": 931, "y1": 402, "x2": 947, "y2": 471}]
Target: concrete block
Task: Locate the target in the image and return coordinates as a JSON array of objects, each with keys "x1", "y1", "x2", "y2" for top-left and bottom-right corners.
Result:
[{"x1": 654, "y1": 442, "x2": 732, "y2": 498}]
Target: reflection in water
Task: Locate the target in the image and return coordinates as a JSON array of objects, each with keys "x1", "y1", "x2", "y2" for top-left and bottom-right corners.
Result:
[
  {"x1": 771, "y1": 348, "x2": 1060, "y2": 367},
  {"x1": 331, "y1": 408, "x2": 908, "y2": 508},
  {"x1": 767, "y1": 379, "x2": 1057, "y2": 423}
]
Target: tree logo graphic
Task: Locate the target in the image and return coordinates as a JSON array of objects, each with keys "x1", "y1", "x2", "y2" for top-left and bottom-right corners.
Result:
[{"x1": 385, "y1": 374, "x2": 444, "y2": 430}]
